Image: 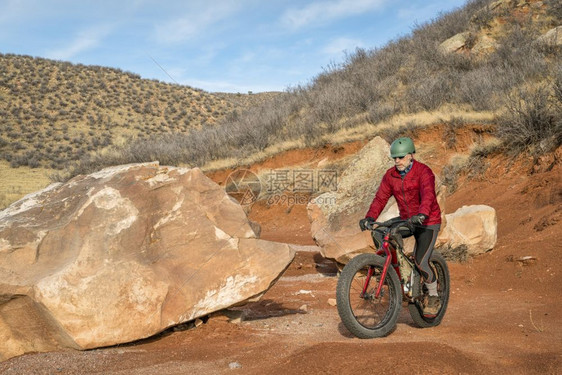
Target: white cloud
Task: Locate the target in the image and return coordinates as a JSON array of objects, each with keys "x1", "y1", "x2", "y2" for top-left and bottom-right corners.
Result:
[
  {"x1": 322, "y1": 37, "x2": 365, "y2": 56},
  {"x1": 281, "y1": 0, "x2": 387, "y2": 31},
  {"x1": 0, "y1": 0, "x2": 28, "y2": 23},
  {"x1": 153, "y1": 2, "x2": 241, "y2": 44},
  {"x1": 0, "y1": 0, "x2": 48, "y2": 28},
  {"x1": 46, "y1": 26, "x2": 113, "y2": 60}
]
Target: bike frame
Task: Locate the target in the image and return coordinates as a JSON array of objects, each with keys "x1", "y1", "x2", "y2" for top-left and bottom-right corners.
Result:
[
  {"x1": 359, "y1": 231, "x2": 399, "y2": 299},
  {"x1": 361, "y1": 223, "x2": 412, "y2": 300},
  {"x1": 375, "y1": 231, "x2": 401, "y2": 298}
]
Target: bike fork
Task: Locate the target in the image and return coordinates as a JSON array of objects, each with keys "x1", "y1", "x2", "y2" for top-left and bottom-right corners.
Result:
[
  {"x1": 361, "y1": 236, "x2": 392, "y2": 299},
  {"x1": 360, "y1": 266, "x2": 374, "y2": 298},
  {"x1": 375, "y1": 254, "x2": 392, "y2": 298}
]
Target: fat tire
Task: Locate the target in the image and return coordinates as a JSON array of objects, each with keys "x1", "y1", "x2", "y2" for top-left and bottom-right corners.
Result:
[
  {"x1": 408, "y1": 251, "x2": 450, "y2": 328},
  {"x1": 336, "y1": 253, "x2": 402, "y2": 338}
]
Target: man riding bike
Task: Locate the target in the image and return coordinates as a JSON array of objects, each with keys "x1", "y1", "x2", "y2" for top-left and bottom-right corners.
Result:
[{"x1": 359, "y1": 137, "x2": 442, "y2": 317}]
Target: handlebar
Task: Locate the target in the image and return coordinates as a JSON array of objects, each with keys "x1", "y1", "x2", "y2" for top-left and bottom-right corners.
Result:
[{"x1": 365, "y1": 218, "x2": 414, "y2": 235}]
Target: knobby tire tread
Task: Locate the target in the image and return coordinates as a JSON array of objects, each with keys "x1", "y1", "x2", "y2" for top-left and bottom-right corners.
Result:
[
  {"x1": 336, "y1": 253, "x2": 402, "y2": 338},
  {"x1": 408, "y1": 251, "x2": 450, "y2": 328}
]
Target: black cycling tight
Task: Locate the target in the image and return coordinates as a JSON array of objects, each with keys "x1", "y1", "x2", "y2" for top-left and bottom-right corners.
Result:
[{"x1": 412, "y1": 224, "x2": 441, "y2": 283}]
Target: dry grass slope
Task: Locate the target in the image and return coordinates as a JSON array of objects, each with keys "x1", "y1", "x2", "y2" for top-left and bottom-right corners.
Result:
[
  {"x1": 0, "y1": 55, "x2": 278, "y2": 170},
  {"x1": 0, "y1": 161, "x2": 51, "y2": 208},
  {"x1": 63, "y1": 0, "x2": 560, "y2": 179},
  {"x1": 1, "y1": 0, "x2": 561, "y2": 209}
]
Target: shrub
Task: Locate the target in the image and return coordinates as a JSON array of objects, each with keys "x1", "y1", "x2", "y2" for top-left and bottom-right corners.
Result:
[
  {"x1": 441, "y1": 162, "x2": 463, "y2": 193},
  {"x1": 380, "y1": 122, "x2": 419, "y2": 144},
  {"x1": 404, "y1": 72, "x2": 456, "y2": 111},
  {"x1": 367, "y1": 101, "x2": 398, "y2": 125},
  {"x1": 470, "y1": 3, "x2": 494, "y2": 29},
  {"x1": 545, "y1": 0, "x2": 562, "y2": 21},
  {"x1": 497, "y1": 85, "x2": 562, "y2": 154},
  {"x1": 28, "y1": 157, "x2": 40, "y2": 168},
  {"x1": 554, "y1": 65, "x2": 562, "y2": 103},
  {"x1": 442, "y1": 118, "x2": 464, "y2": 149},
  {"x1": 455, "y1": 66, "x2": 501, "y2": 110},
  {"x1": 438, "y1": 244, "x2": 469, "y2": 263}
]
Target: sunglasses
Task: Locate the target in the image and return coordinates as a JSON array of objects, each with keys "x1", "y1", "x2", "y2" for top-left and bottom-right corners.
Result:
[{"x1": 393, "y1": 155, "x2": 407, "y2": 160}]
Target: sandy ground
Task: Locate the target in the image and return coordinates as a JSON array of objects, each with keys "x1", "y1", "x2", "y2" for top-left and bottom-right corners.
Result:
[{"x1": 1, "y1": 134, "x2": 561, "y2": 374}]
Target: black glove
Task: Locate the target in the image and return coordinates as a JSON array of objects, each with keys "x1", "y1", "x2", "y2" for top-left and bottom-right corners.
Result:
[
  {"x1": 409, "y1": 213, "x2": 427, "y2": 226},
  {"x1": 359, "y1": 217, "x2": 376, "y2": 231}
]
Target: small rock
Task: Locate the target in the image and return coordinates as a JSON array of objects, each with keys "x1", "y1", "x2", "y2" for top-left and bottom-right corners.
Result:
[
  {"x1": 223, "y1": 309, "x2": 245, "y2": 324},
  {"x1": 229, "y1": 362, "x2": 242, "y2": 369},
  {"x1": 327, "y1": 298, "x2": 337, "y2": 306},
  {"x1": 299, "y1": 304, "x2": 308, "y2": 312},
  {"x1": 194, "y1": 318, "x2": 204, "y2": 328},
  {"x1": 536, "y1": 26, "x2": 562, "y2": 47},
  {"x1": 517, "y1": 256, "x2": 536, "y2": 265},
  {"x1": 317, "y1": 157, "x2": 330, "y2": 168}
]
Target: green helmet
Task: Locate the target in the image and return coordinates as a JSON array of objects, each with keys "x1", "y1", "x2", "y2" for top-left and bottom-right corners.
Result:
[{"x1": 390, "y1": 137, "x2": 415, "y2": 158}]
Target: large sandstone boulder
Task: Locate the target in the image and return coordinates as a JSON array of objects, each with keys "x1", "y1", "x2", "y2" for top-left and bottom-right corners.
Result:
[
  {"x1": 0, "y1": 162, "x2": 295, "y2": 361},
  {"x1": 439, "y1": 31, "x2": 499, "y2": 57},
  {"x1": 307, "y1": 137, "x2": 446, "y2": 263},
  {"x1": 307, "y1": 137, "x2": 393, "y2": 263},
  {"x1": 436, "y1": 205, "x2": 497, "y2": 256},
  {"x1": 439, "y1": 32, "x2": 472, "y2": 54}
]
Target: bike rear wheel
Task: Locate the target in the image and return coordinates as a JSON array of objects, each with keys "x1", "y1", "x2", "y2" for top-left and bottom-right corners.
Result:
[
  {"x1": 408, "y1": 251, "x2": 450, "y2": 327},
  {"x1": 336, "y1": 253, "x2": 402, "y2": 338}
]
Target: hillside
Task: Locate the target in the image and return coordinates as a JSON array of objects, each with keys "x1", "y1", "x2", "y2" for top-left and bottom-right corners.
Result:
[
  {"x1": 0, "y1": 54, "x2": 278, "y2": 170},
  {"x1": 0, "y1": 0, "x2": 560, "y2": 209},
  {"x1": 54, "y1": 0, "x2": 561, "y2": 180}
]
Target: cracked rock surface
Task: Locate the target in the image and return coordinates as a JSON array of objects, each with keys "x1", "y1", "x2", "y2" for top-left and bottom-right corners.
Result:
[{"x1": 0, "y1": 162, "x2": 294, "y2": 360}]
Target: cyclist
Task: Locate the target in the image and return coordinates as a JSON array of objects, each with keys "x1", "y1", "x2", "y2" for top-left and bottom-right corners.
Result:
[{"x1": 359, "y1": 137, "x2": 442, "y2": 317}]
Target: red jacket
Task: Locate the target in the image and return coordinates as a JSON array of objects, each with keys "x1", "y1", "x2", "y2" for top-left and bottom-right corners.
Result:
[{"x1": 365, "y1": 160, "x2": 441, "y2": 225}]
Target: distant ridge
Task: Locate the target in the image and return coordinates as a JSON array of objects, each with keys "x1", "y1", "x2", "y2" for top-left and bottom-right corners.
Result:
[
  {"x1": 0, "y1": 53, "x2": 278, "y2": 169},
  {"x1": 0, "y1": 0, "x2": 560, "y2": 178}
]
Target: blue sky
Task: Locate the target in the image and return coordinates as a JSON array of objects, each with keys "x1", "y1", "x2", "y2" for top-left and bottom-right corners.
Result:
[{"x1": 1, "y1": 0, "x2": 468, "y2": 93}]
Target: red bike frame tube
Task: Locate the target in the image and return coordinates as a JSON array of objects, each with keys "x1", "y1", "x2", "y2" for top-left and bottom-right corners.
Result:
[
  {"x1": 360, "y1": 266, "x2": 375, "y2": 298},
  {"x1": 375, "y1": 233, "x2": 392, "y2": 298}
]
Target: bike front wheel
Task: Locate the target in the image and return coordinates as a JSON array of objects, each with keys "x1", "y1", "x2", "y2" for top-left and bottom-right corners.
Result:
[{"x1": 336, "y1": 253, "x2": 402, "y2": 338}]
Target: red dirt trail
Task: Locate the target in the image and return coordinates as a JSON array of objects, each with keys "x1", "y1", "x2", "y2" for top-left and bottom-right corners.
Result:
[{"x1": 1, "y1": 132, "x2": 561, "y2": 375}]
